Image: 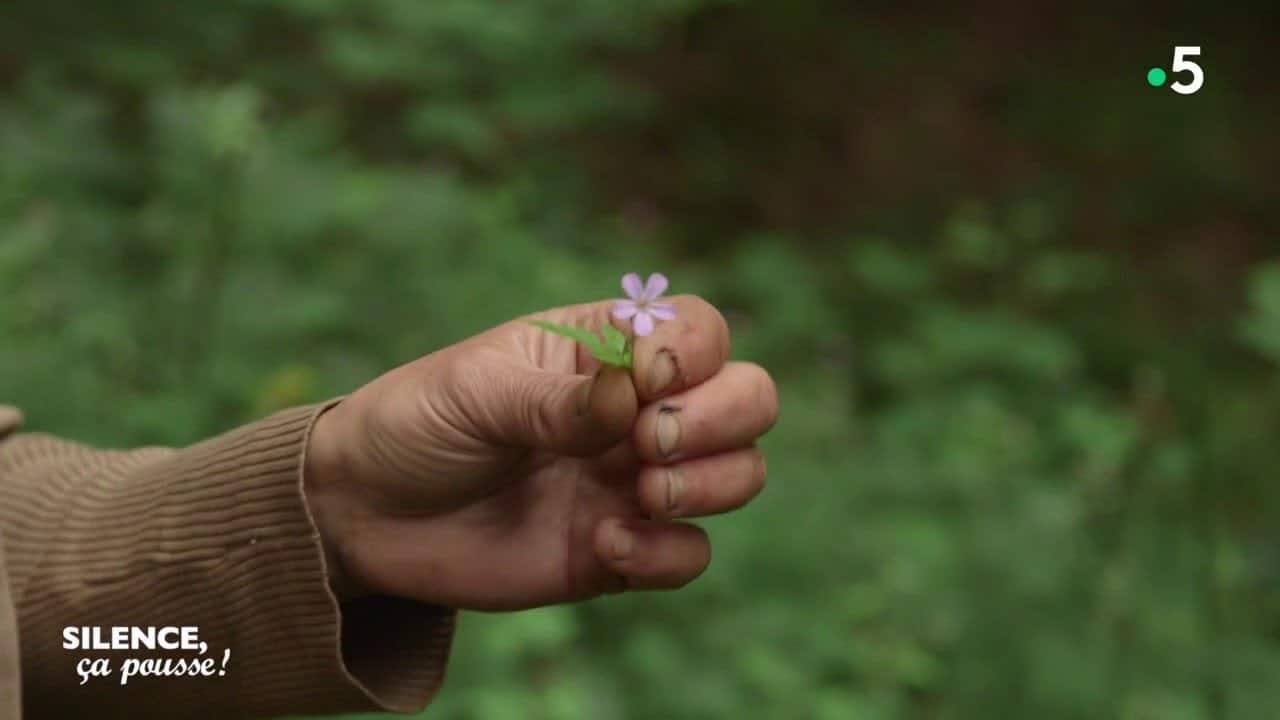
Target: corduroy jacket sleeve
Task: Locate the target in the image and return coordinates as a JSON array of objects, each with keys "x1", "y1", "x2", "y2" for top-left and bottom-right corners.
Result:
[{"x1": 0, "y1": 402, "x2": 455, "y2": 720}]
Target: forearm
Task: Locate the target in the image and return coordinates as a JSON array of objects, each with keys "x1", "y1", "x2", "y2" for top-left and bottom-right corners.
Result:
[{"x1": 0, "y1": 403, "x2": 453, "y2": 718}]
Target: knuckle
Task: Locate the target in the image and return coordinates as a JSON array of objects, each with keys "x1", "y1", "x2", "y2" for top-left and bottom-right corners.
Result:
[
  {"x1": 677, "y1": 295, "x2": 731, "y2": 363},
  {"x1": 678, "y1": 293, "x2": 716, "y2": 316},
  {"x1": 705, "y1": 302, "x2": 733, "y2": 363},
  {"x1": 670, "y1": 572, "x2": 699, "y2": 590},
  {"x1": 656, "y1": 525, "x2": 711, "y2": 590},
  {"x1": 667, "y1": 554, "x2": 710, "y2": 590},
  {"x1": 691, "y1": 543, "x2": 713, "y2": 580},
  {"x1": 740, "y1": 363, "x2": 779, "y2": 430},
  {"x1": 718, "y1": 451, "x2": 765, "y2": 512},
  {"x1": 749, "y1": 448, "x2": 768, "y2": 493}
]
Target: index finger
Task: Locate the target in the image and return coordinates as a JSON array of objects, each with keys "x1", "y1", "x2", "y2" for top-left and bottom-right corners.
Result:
[{"x1": 625, "y1": 294, "x2": 731, "y2": 403}]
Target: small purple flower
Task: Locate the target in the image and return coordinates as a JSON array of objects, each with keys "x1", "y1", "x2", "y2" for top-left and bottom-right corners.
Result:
[{"x1": 612, "y1": 272, "x2": 676, "y2": 336}]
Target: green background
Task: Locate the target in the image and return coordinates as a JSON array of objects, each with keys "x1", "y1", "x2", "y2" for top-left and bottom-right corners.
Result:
[{"x1": 3, "y1": 2, "x2": 1280, "y2": 718}]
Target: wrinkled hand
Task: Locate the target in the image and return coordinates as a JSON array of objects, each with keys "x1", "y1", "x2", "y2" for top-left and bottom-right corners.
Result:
[{"x1": 304, "y1": 296, "x2": 778, "y2": 610}]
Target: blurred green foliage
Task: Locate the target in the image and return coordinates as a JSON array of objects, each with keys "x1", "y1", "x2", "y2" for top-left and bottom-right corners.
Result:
[{"x1": 3, "y1": 2, "x2": 1280, "y2": 718}]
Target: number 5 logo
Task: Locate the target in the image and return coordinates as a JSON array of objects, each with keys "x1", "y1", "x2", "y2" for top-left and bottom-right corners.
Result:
[{"x1": 1170, "y1": 46, "x2": 1203, "y2": 95}]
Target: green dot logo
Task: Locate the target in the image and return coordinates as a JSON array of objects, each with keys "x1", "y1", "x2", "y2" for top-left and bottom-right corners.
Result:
[{"x1": 1147, "y1": 67, "x2": 1167, "y2": 87}]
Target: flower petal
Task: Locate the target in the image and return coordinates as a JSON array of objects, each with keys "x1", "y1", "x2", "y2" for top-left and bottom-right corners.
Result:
[
  {"x1": 621, "y1": 272, "x2": 644, "y2": 300},
  {"x1": 611, "y1": 300, "x2": 638, "y2": 319},
  {"x1": 648, "y1": 302, "x2": 677, "y2": 321},
  {"x1": 632, "y1": 310, "x2": 656, "y2": 337},
  {"x1": 642, "y1": 272, "x2": 669, "y2": 301}
]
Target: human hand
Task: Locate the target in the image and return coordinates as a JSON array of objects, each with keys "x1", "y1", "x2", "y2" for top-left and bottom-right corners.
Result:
[{"x1": 304, "y1": 295, "x2": 778, "y2": 610}]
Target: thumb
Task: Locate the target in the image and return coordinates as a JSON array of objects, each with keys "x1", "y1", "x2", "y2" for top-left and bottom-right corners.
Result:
[{"x1": 498, "y1": 364, "x2": 637, "y2": 456}]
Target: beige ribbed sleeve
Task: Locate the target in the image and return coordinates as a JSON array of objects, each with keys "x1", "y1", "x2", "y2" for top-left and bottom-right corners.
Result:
[{"x1": 0, "y1": 402, "x2": 455, "y2": 719}]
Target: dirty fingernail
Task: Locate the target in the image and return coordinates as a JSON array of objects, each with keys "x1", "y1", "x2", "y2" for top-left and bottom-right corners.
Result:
[
  {"x1": 665, "y1": 467, "x2": 685, "y2": 515},
  {"x1": 656, "y1": 408, "x2": 681, "y2": 458},
  {"x1": 609, "y1": 523, "x2": 635, "y2": 560},
  {"x1": 648, "y1": 350, "x2": 677, "y2": 396}
]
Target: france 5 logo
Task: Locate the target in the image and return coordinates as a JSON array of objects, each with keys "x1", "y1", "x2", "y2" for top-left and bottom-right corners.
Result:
[{"x1": 1147, "y1": 46, "x2": 1203, "y2": 95}]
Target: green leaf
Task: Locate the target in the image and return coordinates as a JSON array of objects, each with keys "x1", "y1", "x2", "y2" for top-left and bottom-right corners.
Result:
[
  {"x1": 529, "y1": 320, "x2": 631, "y2": 368},
  {"x1": 601, "y1": 323, "x2": 628, "y2": 354},
  {"x1": 529, "y1": 320, "x2": 599, "y2": 348}
]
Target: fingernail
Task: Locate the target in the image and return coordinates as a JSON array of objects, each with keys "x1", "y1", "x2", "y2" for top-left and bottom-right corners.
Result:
[
  {"x1": 648, "y1": 350, "x2": 677, "y2": 396},
  {"x1": 609, "y1": 523, "x2": 635, "y2": 560},
  {"x1": 656, "y1": 408, "x2": 681, "y2": 458},
  {"x1": 665, "y1": 467, "x2": 685, "y2": 515}
]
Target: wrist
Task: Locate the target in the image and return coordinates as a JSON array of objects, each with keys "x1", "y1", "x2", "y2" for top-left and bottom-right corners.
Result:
[{"x1": 304, "y1": 401, "x2": 366, "y2": 601}]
